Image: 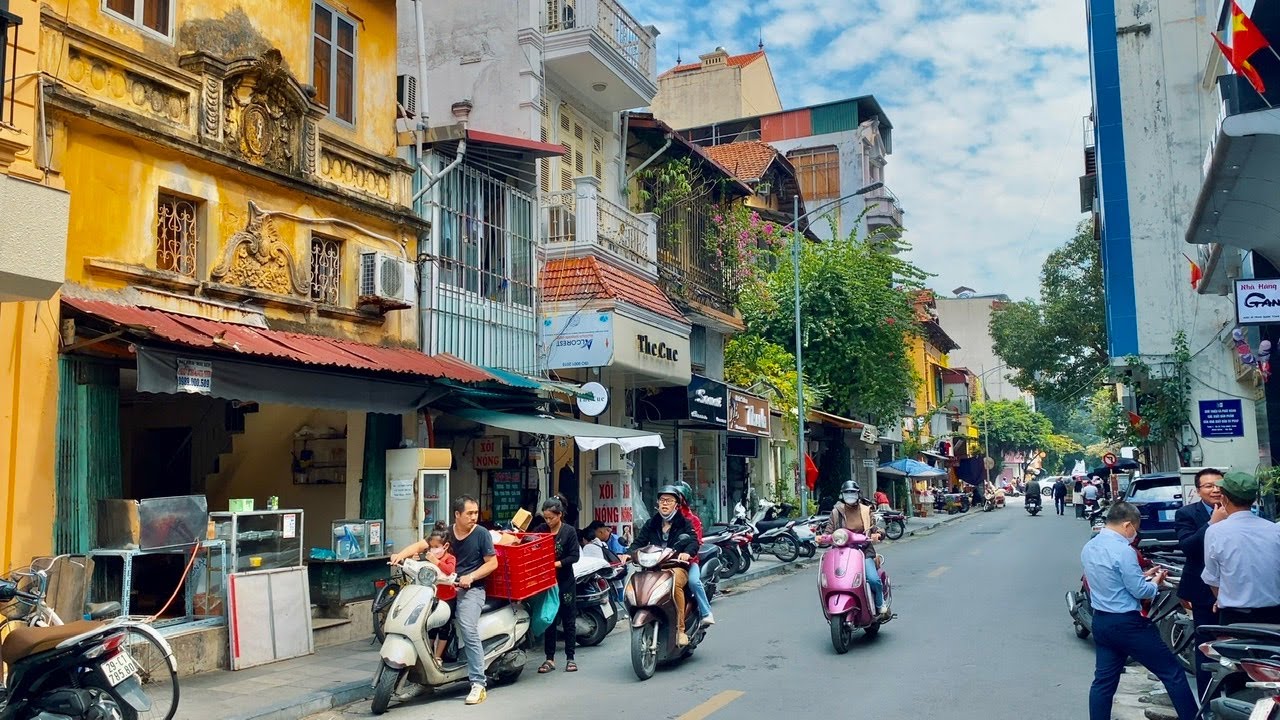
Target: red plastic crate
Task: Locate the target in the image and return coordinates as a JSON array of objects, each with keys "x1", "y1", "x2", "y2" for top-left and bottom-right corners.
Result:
[{"x1": 487, "y1": 532, "x2": 557, "y2": 600}]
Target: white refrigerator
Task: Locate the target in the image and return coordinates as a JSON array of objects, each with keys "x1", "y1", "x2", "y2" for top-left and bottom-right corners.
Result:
[{"x1": 385, "y1": 448, "x2": 452, "y2": 555}]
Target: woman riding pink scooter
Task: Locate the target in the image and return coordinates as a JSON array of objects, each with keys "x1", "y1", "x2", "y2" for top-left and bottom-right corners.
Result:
[{"x1": 819, "y1": 481, "x2": 894, "y2": 653}]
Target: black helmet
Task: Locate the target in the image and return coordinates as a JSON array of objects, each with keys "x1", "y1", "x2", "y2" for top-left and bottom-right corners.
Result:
[
  {"x1": 657, "y1": 485, "x2": 683, "y2": 503},
  {"x1": 840, "y1": 481, "x2": 861, "y2": 494}
]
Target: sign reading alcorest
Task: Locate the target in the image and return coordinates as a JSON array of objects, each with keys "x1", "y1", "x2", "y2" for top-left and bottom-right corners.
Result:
[{"x1": 637, "y1": 335, "x2": 678, "y2": 362}]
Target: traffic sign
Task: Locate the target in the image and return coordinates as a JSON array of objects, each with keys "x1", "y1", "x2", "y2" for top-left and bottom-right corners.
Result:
[{"x1": 1102, "y1": 453, "x2": 1118, "y2": 468}]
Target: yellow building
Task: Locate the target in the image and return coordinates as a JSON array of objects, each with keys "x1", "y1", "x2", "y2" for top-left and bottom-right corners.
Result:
[
  {"x1": 649, "y1": 46, "x2": 782, "y2": 131},
  {"x1": 904, "y1": 290, "x2": 961, "y2": 454},
  {"x1": 0, "y1": 0, "x2": 503, "y2": 586}
]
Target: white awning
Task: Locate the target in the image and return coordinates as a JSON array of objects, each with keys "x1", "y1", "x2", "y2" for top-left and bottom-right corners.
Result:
[{"x1": 451, "y1": 409, "x2": 664, "y2": 453}]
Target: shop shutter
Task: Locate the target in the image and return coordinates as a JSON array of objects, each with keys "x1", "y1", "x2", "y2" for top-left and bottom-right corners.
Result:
[{"x1": 55, "y1": 357, "x2": 122, "y2": 554}]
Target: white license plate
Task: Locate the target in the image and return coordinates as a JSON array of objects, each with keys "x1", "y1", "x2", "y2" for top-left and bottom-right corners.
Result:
[
  {"x1": 1250, "y1": 698, "x2": 1277, "y2": 720},
  {"x1": 101, "y1": 651, "x2": 140, "y2": 687},
  {"x1": 601, "y1": 602, "x2": 614, "y2": 619}
]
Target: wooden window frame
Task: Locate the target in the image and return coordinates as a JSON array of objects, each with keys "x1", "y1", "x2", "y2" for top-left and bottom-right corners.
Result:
[
  {"x1": 788, "y1": 145, "x2": 841, "y2": 202},
  {"x1": 312, "y1": 1, "x2": 357, "y2": 126},
  {"x1": 102, "y1": 0, "x2": 174, "y2": 41}
]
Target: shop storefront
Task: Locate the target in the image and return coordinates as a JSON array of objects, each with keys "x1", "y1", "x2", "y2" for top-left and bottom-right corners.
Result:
[{"x1": 726, "y1": 388, "x2": 771, "y2": 514}]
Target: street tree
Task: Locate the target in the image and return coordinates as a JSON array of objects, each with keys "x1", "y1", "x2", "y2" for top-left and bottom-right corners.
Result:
[
  {"x1": 990, "y1": 219, "x2": 1108, "y2": 408},
  {"x1": 970, "y1": 400, "x2": 1053, "y2": 470},
  {"x1": 723, "y1": 334, "x2": 825, "y2": 436}
]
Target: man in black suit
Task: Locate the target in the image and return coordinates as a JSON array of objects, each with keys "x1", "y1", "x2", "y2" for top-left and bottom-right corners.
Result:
[{"x1": 1175, "y1": 467, "x2": 1225, "y2": 696}]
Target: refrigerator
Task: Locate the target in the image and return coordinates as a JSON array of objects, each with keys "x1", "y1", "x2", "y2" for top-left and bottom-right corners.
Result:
[{"x1": 385, "y1": 448, "x2": 452, "y2": 554}]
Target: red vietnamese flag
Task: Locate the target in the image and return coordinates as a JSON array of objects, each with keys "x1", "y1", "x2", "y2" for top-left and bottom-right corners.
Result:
[
  {"x1": 1182, "y1": 253, "x2": 1203, "y2": 290},
  {"x1": 1213, "y1": 0, "x2": 1272, "y2": 94},
  {"x1": 804, "y1": 453, "x2": 819, "y2": 491}
]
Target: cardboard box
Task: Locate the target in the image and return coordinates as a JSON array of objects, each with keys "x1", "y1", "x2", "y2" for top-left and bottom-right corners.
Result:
[
  {"x1": 511, "y1": 508, "x2": 532, "y2": 532},
  {"x1": 228, "y1": 498, "x2": 255, "y2": 513}
]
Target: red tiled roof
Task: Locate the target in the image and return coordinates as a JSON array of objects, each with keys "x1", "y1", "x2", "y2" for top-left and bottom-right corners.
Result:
[
  {"x1": 659, "y1": 50, "x2": 766, "y2": 79},
  {"x1": 541, "y1": 257, "x2": 688, "y2": 324},
  {"x1": 703, "y1": 142, "x2": 780, "y2": 182},
  {"x1": 61, "y1": 297, "x2": 498, "y2": 384}
]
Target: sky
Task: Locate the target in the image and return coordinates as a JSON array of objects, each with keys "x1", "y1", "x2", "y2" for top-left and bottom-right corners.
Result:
[{"x1": 624, "y1": 0, "x2": 1094, "y2": 301}]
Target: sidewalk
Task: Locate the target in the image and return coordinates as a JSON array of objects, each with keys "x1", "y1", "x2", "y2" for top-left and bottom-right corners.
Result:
[{"x1": 177, "y1": 508, "x2": 981, "y2": 719}]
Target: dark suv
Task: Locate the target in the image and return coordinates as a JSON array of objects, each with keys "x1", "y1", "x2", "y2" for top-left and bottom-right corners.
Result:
[{"x1": 1124, "y1": 473, "x2": 1184, "y2": 546}]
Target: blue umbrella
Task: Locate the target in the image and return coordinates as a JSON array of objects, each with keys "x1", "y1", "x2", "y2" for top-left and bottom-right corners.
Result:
[{"x1": 878, "y1": 458, "x2": 947, "y2": 477}]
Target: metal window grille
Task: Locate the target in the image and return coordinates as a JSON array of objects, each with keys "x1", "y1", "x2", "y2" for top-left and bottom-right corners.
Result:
[
  {"x1": 0, "y1": 8, "x2": 21, "y2": 127},
  {"x1": 310, "y1": 235, "x2": 342, "y2": 304},
  {"x1": 155, "y1": 193, "x2": 199, "y2": 277}
]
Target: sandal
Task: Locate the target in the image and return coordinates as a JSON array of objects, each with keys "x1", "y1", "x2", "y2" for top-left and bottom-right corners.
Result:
[
  {"x1": 538, "y1": 661, "x2": 555, "y2": 674},
  {"x1": 565, "y1": 661, "x2": 578, "y2": 672}
]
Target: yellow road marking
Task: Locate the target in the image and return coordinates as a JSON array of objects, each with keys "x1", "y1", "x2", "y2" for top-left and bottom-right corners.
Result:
[
  {"x1": 928, "y1": 565, "x2": 950, "y2": 578},
  {"x1": 679, "y1": 690, "x2": 745, "y2": 720}
]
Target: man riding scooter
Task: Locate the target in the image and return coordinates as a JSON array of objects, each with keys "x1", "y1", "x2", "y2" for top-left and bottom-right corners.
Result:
[
  {"x1": 1025, "y1": 477, "x2": 1043, "y2": 514},
  {"x1": 829, "y1": 481, "x2": 887, "y2": 616}
]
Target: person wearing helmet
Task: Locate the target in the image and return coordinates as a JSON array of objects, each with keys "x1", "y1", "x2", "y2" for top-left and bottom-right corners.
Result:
[
  {"x1": 830, "y1": 481, "x2": 887, "y2": 616},
  {"x1": 674, "y1": 481, "x2": 714, "y2": 626},
  {"x1": 628, "y1": 485, "x2": 700, "y2": 646}
]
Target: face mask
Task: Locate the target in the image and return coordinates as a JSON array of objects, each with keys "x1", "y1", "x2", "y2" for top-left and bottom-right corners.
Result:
[
  {"x1": 659, "y1": 508, "x2": 678, "y2": 521},
  {"x1": 429, "y1": 547, "x2": 445, "y2": 558},
  {"x1": 843, "y1": 493, "x2": 860, "y2": 505}
]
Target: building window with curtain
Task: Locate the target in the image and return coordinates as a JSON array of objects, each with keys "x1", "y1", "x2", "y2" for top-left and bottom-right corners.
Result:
[
  {"x1": 103, "y1": 0, "x2": 171, "y2": 37},
  {"x1": 310, "y1": 234, "x2": 342, "y2": 305},
  {"x1": 155, "y1": 192, "x2": 199, "y2": 277},
  {"x1": 312, "y1": 2, "x2": 356, "y2": 124}
]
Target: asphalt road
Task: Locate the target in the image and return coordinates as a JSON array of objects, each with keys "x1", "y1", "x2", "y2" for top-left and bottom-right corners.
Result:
[{"x1": 313, "y1": 498, "x2": 1100, "y2": 720}]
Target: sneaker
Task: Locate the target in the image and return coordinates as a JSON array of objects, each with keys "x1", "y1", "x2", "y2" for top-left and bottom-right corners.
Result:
[
  {"x1": 465, "y1": 684, "x2": 487, "y2": 705},
  {"x1": 700, "y1": 613, "x2": 716, "y2": 626},
  {"x1": 877, "y1": 604, "x2": 889, "y2": 616},
  {"x1": 676, "y1": 631, "x2": 690, "y2": 647}
]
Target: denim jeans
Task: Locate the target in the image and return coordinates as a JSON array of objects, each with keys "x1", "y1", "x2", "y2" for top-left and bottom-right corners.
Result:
[
  {"x1": 1089, "y1": 611, "x2": 1197, "y2": 720},
  {"x1": 864, "y1": 557, "x2": 884, "y2": 608},
  {"x1": 687, "y1": 561, "x2": 712, "y2": 616},
  {"x1": 455, "y1": 586, "x2": 487, "y2": 687}
]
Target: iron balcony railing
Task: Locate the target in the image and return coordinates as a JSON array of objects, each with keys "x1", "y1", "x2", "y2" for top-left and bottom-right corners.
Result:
[
  {"x1": 542, "y1": 0, "x2": 653, "y2": 79},
  {"x1": 542, "y1": 180, "x2": 653, "y2": 270},
  {"x1": 654, "y1": 190, "x2": 731, "y2": 314},
  {"x1": 1, "y1": 8, "x2": 22, "y2": 127}
]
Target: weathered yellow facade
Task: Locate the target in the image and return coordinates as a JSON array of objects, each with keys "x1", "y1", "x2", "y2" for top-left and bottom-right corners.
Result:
[{"x1": 2, "y1": 0, "x2": 420, "y2": 563}]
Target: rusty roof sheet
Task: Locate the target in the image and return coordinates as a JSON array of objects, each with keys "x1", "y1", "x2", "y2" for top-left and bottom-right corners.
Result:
[
  {"x1": 541, "y1": 257, "x2": 688, "y2": 324},
  {"x1": 62, "y1": 297, "x2": 499, "y2": 384},
  {"x1": 703, "y1": 142, "x2": 781, "y2": 182}
]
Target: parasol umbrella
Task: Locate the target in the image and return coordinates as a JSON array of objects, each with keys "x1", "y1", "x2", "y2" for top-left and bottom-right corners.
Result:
[{"x1": 878, "y1": 458, "x2": 947, "y2": 478}]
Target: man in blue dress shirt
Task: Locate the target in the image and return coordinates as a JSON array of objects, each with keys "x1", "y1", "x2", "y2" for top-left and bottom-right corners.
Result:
[
  {"x1": 1203, "y1": 471, "x2": 1280, "y2": 625},
  {"x1": 1082, "y1": 502, "x2": 1197, "y2": 719}
]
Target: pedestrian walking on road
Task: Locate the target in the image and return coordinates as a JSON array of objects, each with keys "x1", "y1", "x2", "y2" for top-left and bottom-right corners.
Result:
[
  {"x1": 1174, "y1": 467, "x2": 1223, "y2": 695},
  {"x1": 1202, "y1": 472, "x2": 1280, "y2": 625},
  {"x1": 1053, "y1": 477, "x2": 1068, "y2": 516},
  {"x1": 1081, "y1": 502, "x2": 1198, "y2": 720},
  {"x1": 1073, "y1": 477, "x2": 1086, "y2": 518},
  {"x1": 538, "y1": 498, "x2": 580, "y2": 674}
]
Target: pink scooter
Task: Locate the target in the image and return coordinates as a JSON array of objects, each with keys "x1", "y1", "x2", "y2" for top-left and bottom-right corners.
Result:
[{"x1": 817, "y1": 528, "x2": 894, "y2": 653}]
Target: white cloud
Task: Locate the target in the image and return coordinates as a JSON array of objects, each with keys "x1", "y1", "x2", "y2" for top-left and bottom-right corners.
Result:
[{"x1": 627, "y1": 0, "x2": 1091, "y2": 300}]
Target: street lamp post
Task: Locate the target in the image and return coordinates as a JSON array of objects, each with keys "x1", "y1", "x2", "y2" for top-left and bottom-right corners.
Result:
[
  {"x1": 786, "y1": 182, "x2": 885, "y2": 515},
  {"x1": 971, "y1": 364, "x2": 1008, "y2": 484}
]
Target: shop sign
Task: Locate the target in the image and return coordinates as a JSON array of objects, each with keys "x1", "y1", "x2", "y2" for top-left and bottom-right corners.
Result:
[
  {"x1": 687, "y1": 375, "x2": 728, "y2": 425},
  {"x1": 859, "y1": 425, "x2": 878, "y2": 444},
  {"x1": 474, "y1": 436, "x2": 506, "y2": 470},
  {"x1": 1198, "y1": 399, "x2": 1244, "y2": 438},
  {"x1": 539, "y1": 311, "x2": 614, "y2": 369},
  {"x1": 637, "y1": 334, "x2": 679, "y2": 362},
  {"x1": 727, "y1": 391, "x2": 770, "y2": 437},
  {"x1": 591, "y1": 472, "x2": 634, "y2": 539},
  {"x1": 491, "y1": 470, "x2": 523, "y2": 524},
  {"x1": 1236, "y1": 279, "x2": 1280, "y2": 324},
  {"x1": 176, "y1": 358, "x2": 212, "y2": 394}
]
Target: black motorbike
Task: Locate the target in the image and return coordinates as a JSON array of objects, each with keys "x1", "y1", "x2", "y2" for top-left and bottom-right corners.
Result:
[
  {"x1": 1025, "y1": 494, "x2": 1042, "y2": 516},
  {"x1": 575, "y1": 563, "x2": 624, "y2": 647}
]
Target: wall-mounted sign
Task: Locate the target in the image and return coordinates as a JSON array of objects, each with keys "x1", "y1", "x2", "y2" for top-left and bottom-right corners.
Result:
[
  {"x1": 539, "y1": 311, "x2": 614, "y2": 369},
  {"x1": 176, "y1": 358, "x2": 212, "y2": 394},
  {"x1": 491, "y1": 470, "x2": 524, "y2": 524},
  {"x1": 590, "y1": 470, "x2": 634, "y2": 540},
  {"x1": 474, "y1": 436, "x2": 506, "y2": 470},
  {"x1": 637, "y1": 334, "x2": 679, "y2": 362},
  {"x1": 727, "y1": 391, "x2": 770, "y2": 437},
  {"x1": 1235, "y1": 279, "x2": 1280, "y2": 324},
  {"x1": 859, "y1": 424, "x2": 879, "y2": 445},
  {"x1": 1198, "y1": 399, "x2": 1245, "y2": 438},
  {"x1": 576, "y1": 381, "x2": 609, "y2": 417},
  {"x1": 687, "y1": 375, "x2": 728, "y2": 425}
]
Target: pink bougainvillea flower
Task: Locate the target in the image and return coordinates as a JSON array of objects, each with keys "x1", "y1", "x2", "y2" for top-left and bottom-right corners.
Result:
[
  {"x1": 713, "y1": 215, "x2": 723, "y2": 224},
  {"x1": 764, "y1": 224, "x2": 774, "y2": 235},
  {"x1": 886, "y1": 317, "x2": 896, "y2": 325}
]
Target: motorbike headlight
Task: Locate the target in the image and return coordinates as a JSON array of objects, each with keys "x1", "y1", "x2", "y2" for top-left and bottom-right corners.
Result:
[
  {"x1": 832, "y1": 529, "x2": 851, "y2": 548},
  {"x1": 637, "y1": 550, "x2": 662, "y2": 568},
  {"x1": 416, "y1": 564, "x2": 439, "y2": 587}
]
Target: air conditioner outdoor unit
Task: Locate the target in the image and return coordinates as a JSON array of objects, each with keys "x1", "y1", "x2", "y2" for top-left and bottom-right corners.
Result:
[
  {"x1": 396, "y1": 74, "x2": 417, "y2": 118},
  {"x1": 359, "y1": 251, "x2": 416, "y2": 309}
]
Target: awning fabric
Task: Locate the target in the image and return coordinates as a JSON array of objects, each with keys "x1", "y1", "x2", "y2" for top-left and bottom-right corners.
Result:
[
  {"x1": 480, "y1": 367, "x2": 594, "y2": 400},
  {"x1": 452, "y1": 409, "x2": 663, "y2": 453}
]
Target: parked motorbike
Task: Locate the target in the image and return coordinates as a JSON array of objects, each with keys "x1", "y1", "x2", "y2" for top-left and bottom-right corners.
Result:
[
  {"x1": 573, "y1": 557, "x2": 620, "y2": 647},
  {"x1": 0, "y1": 578, "x2": 157, "y2": 720},
  {"x1": 1196, "y1": 626, "x2": 1280, "y2": 718},
  {"x1": 373, "y1": 559, "x2": 530, "y2": 714},
  {"x1": 703, "y1": 528, "x2": 742, "y2": 579},
  {"x1": 817, "y1": 528, "x2": 893, "y2": 654},
  {"x1": 794, "y1": 519, "x2": 819, "y2": 558},
  {"x1": 625, "y1": 541, "x2": 711, "y2": 681},
  {"x1": 873, "y1": 510, "x2": 907, "y2": 541},
  {"x1": 1025, "y1": 494, "x2": 1042, "y2": 516},
  {"x1": 1229, "y1": 656, "x2": 1280, "y2": 720},
  {"x1": 729, "y1": 500, "x2": 802, "y2": 563}
]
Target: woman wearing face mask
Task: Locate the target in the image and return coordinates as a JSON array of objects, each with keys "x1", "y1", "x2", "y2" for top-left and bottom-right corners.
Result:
[
  {"x1": 628, "y1": 486, "x2": 699, "y2": 646},
  {"x1": 829, "y1": 481, "x2": 887, "y2": 617}
]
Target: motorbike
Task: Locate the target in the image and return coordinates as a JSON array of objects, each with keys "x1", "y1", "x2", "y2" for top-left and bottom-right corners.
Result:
[
  {"x1": 373, "y1": 559, "x2": 530, "y2": 714},
  {"x1": 1025, "y1": 494, "x2": 1042, "y2": 516},
  {"x1": 0, "y1": 577, "x2": 157, "y2": 720},
  {"x1": 728, "y1": 500, "x2": 802, "y2": 563},
  {"x1": 573, "y1": 557, "x2": 621, "y2": 647},
  {"x1": 625, "y1": 541, "x2": 712, "y2": 681},
  {"x1": 1197, "y1": 625, "x2": 1280, "y2": 719},
  {"x1": 703, "y1": 528, "x2": 742, "y2": 579},
  {"x1": 873, "y1": 510, "x2": 907, "y2": 541},
  {"x1": 817, "y1": 528, "x2": 894, "y2": 654},
  {"x1": 794, "y1": 519, "x2": 819, "y2": 558}
]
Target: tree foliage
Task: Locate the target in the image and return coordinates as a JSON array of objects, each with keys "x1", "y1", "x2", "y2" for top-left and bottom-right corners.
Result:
[
  {"x1": 990, "y1": 219, "x2": 1108, "y2": 407},
  {"x1": 723, "y1": 335, "x2": 825, "y2": 436},
  {"x1": 969, "y1": 400, "x2": 1053, "y2": 463},
  {"x1": 1088, "y1": 332, "x2": 1191, "y2": 450},
  {"x1": 738, "y1": 227, "x2": 929, "y2": 425}
]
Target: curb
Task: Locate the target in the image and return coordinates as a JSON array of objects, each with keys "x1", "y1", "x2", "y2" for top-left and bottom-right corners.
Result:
[
  {"x1": 720, "y1": 556, "x2": 817, "y2": 592},
  {"x1": 228, "y1": 678, "x2": 374, "y2": 720}
]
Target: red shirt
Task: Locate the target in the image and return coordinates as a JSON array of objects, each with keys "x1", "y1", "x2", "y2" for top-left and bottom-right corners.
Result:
[
  {"x1": 433, "y1": 552, "x2": 457, "y2": 601},
  {"x1": 874, "y1": 491, "x2": 891, "y2": 506},
  {"x1": 680, "y1": 506, "x2": 704, "y2": 562}
]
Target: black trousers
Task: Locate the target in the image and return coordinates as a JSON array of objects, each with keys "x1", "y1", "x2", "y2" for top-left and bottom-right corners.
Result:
[
  {"x1": 1220, "y1": 604, "x2": 1280, "y2": 625},
  {"x1": 1055, "y1": 497, "x2": 1066, "y2": 514},
  {"x1": 1190, "y1": 602, "x2": 1217, "y2": 697},
  {"x1": 1090, "y1": 611, "x2": 1198, "y2": 720},
  {"x1": 544, "y1": 586, "x2": 577, "y2": 661}
]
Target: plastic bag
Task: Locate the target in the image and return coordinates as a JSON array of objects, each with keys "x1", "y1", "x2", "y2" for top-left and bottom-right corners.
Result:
[{"x1": 529, "y1": 587, "x2": 560, "y2": 637}]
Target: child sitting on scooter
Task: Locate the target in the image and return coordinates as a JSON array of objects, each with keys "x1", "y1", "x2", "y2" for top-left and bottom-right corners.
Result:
[{"x1": 391, "y1": 524, "x2": 456, "y2": 660}]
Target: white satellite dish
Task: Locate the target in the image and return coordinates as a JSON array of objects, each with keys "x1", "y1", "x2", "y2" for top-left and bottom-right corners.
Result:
[{"x1": 576, "y1": 382, "x2": 609, "y2": 417}]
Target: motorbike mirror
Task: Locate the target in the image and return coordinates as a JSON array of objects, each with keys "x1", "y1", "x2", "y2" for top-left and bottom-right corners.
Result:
[{"x1": 0, "y1": 579, "x2": 17, "y2": 602}]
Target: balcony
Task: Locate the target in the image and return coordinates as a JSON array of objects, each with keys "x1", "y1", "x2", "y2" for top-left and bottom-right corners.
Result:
[
  {"x1": 542, "y1": 176, "x2": 657, "y2": 274},
  {"x1": 654, "y1": 197, "x2": 733, "y2": 319},
  {"x1": 863, "y1": 187, "x2": 904, "y2": 237},
  {"x1": 541, "y1": 0, "x2": 658, "y2": 112},
  {"x1": 0, "y1": 175, "x2": 70, "y2": 301},
  {"x1": 1080, "y1": 113, "x2": 1097, "y2": 213}
]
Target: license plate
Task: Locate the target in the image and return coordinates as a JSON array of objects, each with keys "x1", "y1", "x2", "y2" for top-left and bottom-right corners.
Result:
[
  {"x1": 101, "y1": 651, "x2": 140, "y2": 687},
  {"x1": 602, "y1": 602, "x2": 614, "y2": 619},
  {"x1": 1251, "y1": 698, "x2": 1277, "y2": 720}
]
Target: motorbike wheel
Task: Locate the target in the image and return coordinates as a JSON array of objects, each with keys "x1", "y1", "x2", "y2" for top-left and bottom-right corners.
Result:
[
  {"x1": 1161, "y1": 613, "x2": 1195, "y2": 672},
  {"x1": 829, "y1": 616, "x2": 852, "y2": 655},
  {"x1": 372, "y1": 581, "x2": 399, "y2": 643},
  {"x1": 719, "y1": 548, "x2": 739, "y2": 579},
  {"x1": 864, "y1": 622, "x2": 881, "y2": 638},
  {"x1": 800, "y1": 541, "x2": 816, "y2": 559},
  {"x1": 771, "y1": 534, "x2": 801, "y2": 563},
  {"x1": 884, "y1": 520, "x2": 905, "y2": 541},
  {"x1": 371, "y1": 663, "x2": 405, "y2": 715},
  {"x1": 737, "y1": 550, "x2": 753, "y2": 575},
  {"x1": 1074, "y1": 620, "x2": 1091, "y2": 639},
  {"x1": 577, "y1": 607, "x2": 611, "y2": 647},
  {"x1": 630, "y1": 622, "x2": 659, "y2": 681},
  {"x1": 86, "y1": 626, "x2": 180, "y2": 720}
]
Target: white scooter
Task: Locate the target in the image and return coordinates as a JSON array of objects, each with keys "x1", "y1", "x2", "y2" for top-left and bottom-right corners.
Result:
[{"x1": 372, "y1": 559, "x2": 531, "y2": 714}]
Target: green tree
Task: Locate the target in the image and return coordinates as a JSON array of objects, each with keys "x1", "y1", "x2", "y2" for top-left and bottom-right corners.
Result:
[
  {"x1": 739, "y1": 228, "x2": 929, "y2": 425},
  {"x1": 990, "y1": 219, "x2": 1108, "y2": 408},
  {"x1": 970, "y1": 400, "x2": 1053, "y2": 467},
  {"x1": 1042, "y1": 433, "x2": 1085, "y2": 475},
  {"x1": 723, "y1": 335, "x2": 825, "y2": 436}
]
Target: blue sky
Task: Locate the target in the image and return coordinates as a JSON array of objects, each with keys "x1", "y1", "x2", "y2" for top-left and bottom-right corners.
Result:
[{"x1": 624, "y1": 0, "x2": 1094, "y2": 300}]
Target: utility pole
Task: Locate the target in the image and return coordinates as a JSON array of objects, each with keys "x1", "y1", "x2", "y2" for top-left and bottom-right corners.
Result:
[{"x1": 794, "y1": 193, "x2": 807, "y2": 515}]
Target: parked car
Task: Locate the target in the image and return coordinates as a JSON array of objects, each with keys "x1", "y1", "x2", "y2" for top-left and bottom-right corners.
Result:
[
  {"x1": 1124, "y1": 472, "x2": 1184, "y2": 547},
  {"x1": 1040, "y1": 476, "x2": 1064, "y2": 497}
]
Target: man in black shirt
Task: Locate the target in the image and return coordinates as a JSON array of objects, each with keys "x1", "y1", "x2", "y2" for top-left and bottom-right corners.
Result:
[{"x1": 448, "y1": 495, "x2": 497, "y2": 705}]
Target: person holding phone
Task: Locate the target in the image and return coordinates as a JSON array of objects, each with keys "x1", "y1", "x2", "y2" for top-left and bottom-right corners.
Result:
[{"x1": 1174, "y1": 467, "x2": 1223, "y2": 695}]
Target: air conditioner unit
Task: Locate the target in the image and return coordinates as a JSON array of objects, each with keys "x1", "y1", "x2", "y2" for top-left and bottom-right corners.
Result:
[
  {"x1": 359, "y1": 251, "x2": 416, "y2": 309},
  {"x1": 396, "y1": 74, "x2": 417, "y2": 118}
]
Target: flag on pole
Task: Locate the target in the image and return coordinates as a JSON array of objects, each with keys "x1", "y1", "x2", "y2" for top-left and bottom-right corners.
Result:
[
  {"x1": 1128, "y1": 411, "x2": 1151, "y2": 439},
  {"x1": 804, "y1": 453, "x2": 819, "y2": 492},
  {"x1": 1182, "y1": 253, "x2": 1203, "y2": 290},
  {"x1": 1212, "y1": 0, "x2": 1272, "y2": 94}
]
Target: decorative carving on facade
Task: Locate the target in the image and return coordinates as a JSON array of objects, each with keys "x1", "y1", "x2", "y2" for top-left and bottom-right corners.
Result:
[
  {"x1": 221, "y1": 50, "x2": 303, "y2": 173},
  {"x1": 319, "y1": 147, "x2": 393, "y2": 200},
  {"x1": 64, "y1": 46, "x2": 191, "y2": 127},
  {"x1": 210, "y1": 201, "x2": 309, "y2": 296}
]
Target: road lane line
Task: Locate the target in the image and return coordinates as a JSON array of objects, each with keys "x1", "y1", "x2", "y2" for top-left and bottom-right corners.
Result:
[
  {"x1": 679, "y1": 690, "x2": 745, "y2": 720},
  {"x1": 928, "y1": 565, "x2": 950, "y2": 578}
]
